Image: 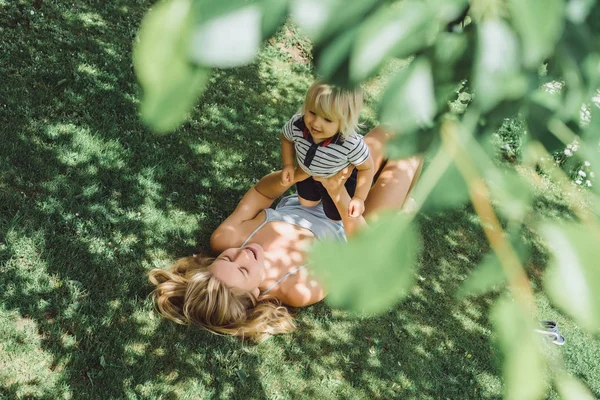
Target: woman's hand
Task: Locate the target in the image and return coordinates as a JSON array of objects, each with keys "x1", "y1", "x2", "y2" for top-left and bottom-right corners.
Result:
[{"x1": 313, "y1": 166, "x2": 353, "y2": 194}]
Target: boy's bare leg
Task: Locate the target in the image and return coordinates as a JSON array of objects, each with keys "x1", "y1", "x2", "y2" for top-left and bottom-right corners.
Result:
[
  {"x1": 298, "y1": 195, "x2": 320, "y2": 208},
  {"x1": 256, "y1": 170, "x2": 296, "y2": 200},
  {"x1": 293, "y1": 167, "x2": 321, "y2": 207}
]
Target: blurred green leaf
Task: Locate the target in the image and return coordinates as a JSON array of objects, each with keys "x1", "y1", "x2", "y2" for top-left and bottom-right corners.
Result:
[
  {"x1": 379, "y1": 58, "x2": 436, "y2": 135},
  {"x1": 438, "y1": 83, "x2": 463, "y2": 111},
  {"x1": 426, "y1": 0, "x2": 469, "y2": 24},
  {"x1": 508, "y1": 0, "x2": 565, "y2": 69},
  {"x1": 385, "y1": 125, "x2": 438, "y2": 160},
  {"x1": 474, "y1": 19, "x2": 526, "y2": 112},
  {"x1": 133, "y1": 0, "x2": 210, "y2": 133},
  {"x1": 567, "y1": 0, "x2": 596, "y2": 23},
  {"x1": 583, "y1": 103, "x2": 600, "y2": 147},
  {"x1": 422, "y1": 157, "x2": 469, "y2": 211},
  {"x1": 313, "y1": 26, "x2": 358, "y2": 84},
  {"x1": 582, "y1": 107, "x2": 600, "y2": 196},
  {"x1": 582, "y1": 53, "x2": 600, "y2": 100},
  {"x1": 434, "y1": 33, "x2": 468, "y2": 67},
  {"x1": 555, "y1": 374, "x2": 595, "y2": 400},
  {"x1": 491, "y1": 295, "x2": 547, "y2": 400},
  {"x1": 260, "y1": 0, "x2": 288, "y2": 37},
  {"x1": 190, "y1": 0, "x2": 260, "y2": 23},
  {"x1": 525, "y1": 101, "x2": 565, "y2": 153},
  {"x1": 456, "y1": 254, "x2": 506, "y2": 299},
  {"x1": 456, "y1": 231, "x2": 529, "y2": 298},
  {"x1": 297, "y1": 0, "x2": 380, "y2": 43},
  {"x1": 310, "y1": 212, "x2": 420, "y2": 314},
  {"x1": 350, "y1": 1, "x2": 436, "y2": 83},
  {"x1": 559, "y1": 61, "x2": 587, "y2": 124},
  {"x1": 560, "y1": 21, "x2": 595, "y2": 67},
  {"x1": 290, "y1": 0, "x2": 340, "y2": 41},
  {"x1": 188, "y1": 4, "x2": 263, "y2": 67},
  {"x1": 486, "y1": 168, "x2": 533, "y2": 222},
  {"x1": 541, "y1": 222, "x2": 600, "y2": 332}
]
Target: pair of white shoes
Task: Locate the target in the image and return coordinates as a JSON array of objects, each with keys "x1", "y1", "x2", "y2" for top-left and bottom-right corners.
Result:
[{"x1": 534, "y1": 320, "x2": 565, "y2": 346}]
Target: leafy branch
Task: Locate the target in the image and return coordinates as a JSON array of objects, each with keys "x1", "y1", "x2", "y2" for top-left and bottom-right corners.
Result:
[{"x1": 133, "y1": 0, "x2": 600, "y2": 397}]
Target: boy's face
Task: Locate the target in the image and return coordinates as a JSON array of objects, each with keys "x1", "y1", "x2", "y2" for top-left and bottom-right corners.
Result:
[{"x1": 304, "y1": 110, "x2": 340, "y2": 143}]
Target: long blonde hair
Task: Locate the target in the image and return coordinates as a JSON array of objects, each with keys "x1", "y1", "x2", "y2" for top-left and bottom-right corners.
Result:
[
  {"x1": 148, "y1": 254, "x2": 296, "y2": 343},
  {"x1": 302, "y1": 80, "x2": 363, "y2": 138}
]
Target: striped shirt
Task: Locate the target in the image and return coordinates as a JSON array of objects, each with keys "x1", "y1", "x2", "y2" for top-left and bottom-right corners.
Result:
[{"x1": 282, "y1": 114, "x2": 370, "y2": 178}]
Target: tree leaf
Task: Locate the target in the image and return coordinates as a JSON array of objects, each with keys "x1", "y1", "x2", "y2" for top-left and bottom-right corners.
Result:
[
  {"x1": 540, "y1": 222, "x2": 600, "y2": 332},
  {"x1": 313, "y1": 26, "x2": 358, "y2": 84},
  {"x1": 491, "y1": 295, "x2": 547, "y2": 400},
  {"x1": 295, "y1": 0, "x2": 380, "y2": 43},
  {"x1": 474, "y1": 19, "x2": 526, "y2": 112},
  {"x1": 508, "y1": 0, "x2": 566, "y2": 68},
  {"x1": 485, "y1": 167, "x2": 533, "y2": 222},
  {"x1": 349, "y1": 1, "x2": 436, "y2": 83},
  {"x1": 434, "y1": 32, "x2": 468, "y2": 67},
  {"x1": 456, "y1": 254, "x2": 506, "y2": 299},
  {"x1": 188, "y1": 4, "x2": 263, "y2": 67},
  {"x1": 385, "y1": 125, "x2": 438, "y2": 160},
  {"x1": 582, "y1": 107, "x2": 600, "y2": 197},
  {"x1": 425, "y1": 0, "x2": 469, "y2": 24},
  {"x1": 524, "y1": 96, "x2": 565, "y2": 153},
  {"x1": 555, "y1": 373, "x2": 595, "y2": 400},
  {"x1": 379, "y1": 58, "x2": 436, "y2": 135},
  {"x1": 421, "y1": 158, "x2": 470, "y2": 211},
  {"x1": 290, "y1": 0, "x2": 340, "y2": 41},
  {"x1": 133, "y1": 0, "x2": 211, "y2": 133},
  {"x1": 456, "y1": 231, "x2": 529, "y2": 299},
  {"x1": 582, "y1": 53, "x2": 600, "y2": 101},
  {"x1": 567, "y1": 0, "x2": 596, "y2": 23},
  {"x1": 310, "y1": 212, "x2": 420, "y2": 314},
  {"x1": 260, "y1": 0, "x2": 289, "y2": 37},
  {"x1": 190, "y1": 0, "x2": 260, "y2": 23}
]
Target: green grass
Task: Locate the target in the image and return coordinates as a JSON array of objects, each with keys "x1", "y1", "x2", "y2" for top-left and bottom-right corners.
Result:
[{"x1": 1, "y1": 1, "x2": 599, "y2": 399}]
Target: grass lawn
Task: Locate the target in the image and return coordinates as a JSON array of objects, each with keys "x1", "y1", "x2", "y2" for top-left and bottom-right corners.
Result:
[{"x1": 1, "y1": 1, "x2": 599, "y2": 399}]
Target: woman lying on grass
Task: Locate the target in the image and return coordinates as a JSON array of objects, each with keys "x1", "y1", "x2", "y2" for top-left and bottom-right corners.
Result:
[{"x1": 149, "y1": 126, "x2": 421, "y2": 342}]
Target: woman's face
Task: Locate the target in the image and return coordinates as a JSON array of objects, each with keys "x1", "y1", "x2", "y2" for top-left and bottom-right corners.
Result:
[{"x1": 209, "y1": 244, "x2": 265, "y2": 296}]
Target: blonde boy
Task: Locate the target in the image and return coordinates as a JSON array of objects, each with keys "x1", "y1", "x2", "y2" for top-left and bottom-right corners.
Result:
[{"x1": 280, "y1": 81, "x2": 375, "y2": 220}]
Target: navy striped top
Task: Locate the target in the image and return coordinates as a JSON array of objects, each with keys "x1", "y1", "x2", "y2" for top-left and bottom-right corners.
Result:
[{"x1": 282, "y1": 114, "x2": 370, "y2": 178}]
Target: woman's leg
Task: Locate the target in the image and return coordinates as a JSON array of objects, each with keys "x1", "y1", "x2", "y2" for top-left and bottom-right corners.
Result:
[
  {"x1": 363, "y1": 125, "x2": 392, "y2": 172},
  {"x1": 362, "y1": 126, "x2": 423, "y2": 219}
]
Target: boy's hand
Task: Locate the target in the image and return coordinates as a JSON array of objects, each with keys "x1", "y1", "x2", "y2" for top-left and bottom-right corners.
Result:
[
  {"x1": 348, "y1": 197, "x2": 365, "y2": 218},
  {"x1": 293, "y1": 166, "x2": 309, "y2": 183},
  {"x1": 281, "y1": 165, "x2": 295, "y2": 185}
]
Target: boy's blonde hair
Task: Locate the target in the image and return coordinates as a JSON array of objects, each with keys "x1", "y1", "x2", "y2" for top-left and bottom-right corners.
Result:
[
  {"x1": 301, "y1": 80, "x2": 363, "y2": 138},
  {"x1": 149, "y1": 254, "x2": 296, "y2": 343}
]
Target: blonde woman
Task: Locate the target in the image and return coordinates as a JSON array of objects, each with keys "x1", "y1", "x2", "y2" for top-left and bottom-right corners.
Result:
[{"x1": 149, "y1": 126, "x2": 421, "y2": 343}]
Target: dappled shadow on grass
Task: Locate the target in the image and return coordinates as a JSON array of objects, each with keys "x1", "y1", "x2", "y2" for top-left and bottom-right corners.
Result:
[
  {"x1": 262, "y1": 209, "x2": 504, "y2": 399},
  {"x1": 0, "y1": 0, "x2": 308, "y2": 398},
  {"x1": 3, "y1": 0, "x2": 586, "y2": 398}
]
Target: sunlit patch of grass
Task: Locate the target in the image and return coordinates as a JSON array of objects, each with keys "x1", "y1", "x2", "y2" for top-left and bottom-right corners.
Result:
[
  {"x1": 77, "y1": 12, "x2": 106, "y2": 28},
  {"x1": 0, "y1": 309, "x2": 71, "y2": 399},
  {"x1": 49, "y1": 123, "x2": 126, "y2": 169}
]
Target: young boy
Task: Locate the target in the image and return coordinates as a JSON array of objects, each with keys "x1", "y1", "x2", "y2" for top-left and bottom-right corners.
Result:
[{"x1": 280, "y1": 81, "x2": 374, "y2": 221}]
